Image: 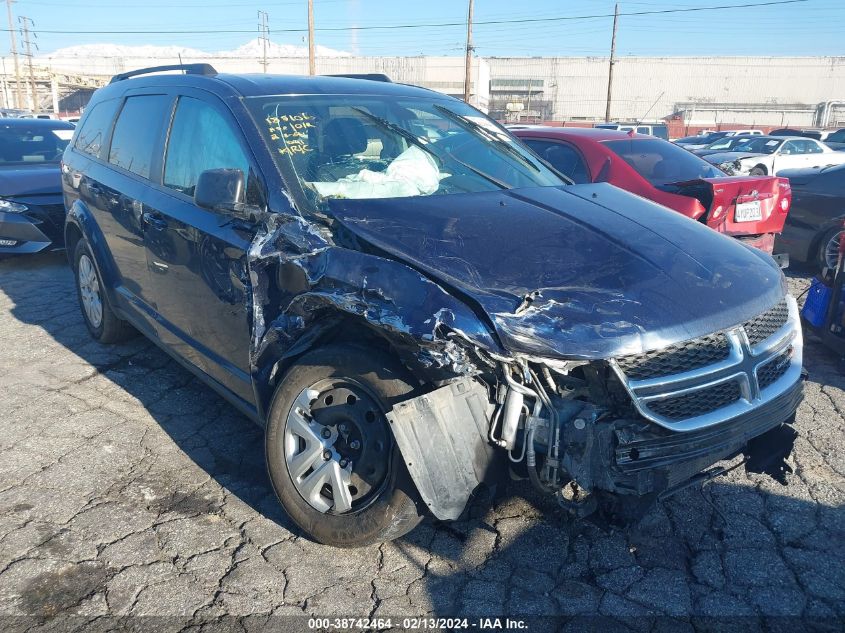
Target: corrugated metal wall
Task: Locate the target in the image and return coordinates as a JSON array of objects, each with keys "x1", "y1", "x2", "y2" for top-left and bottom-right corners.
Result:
[{"x1": 489, "y1": 56, "x2": 845, "y2": 125}]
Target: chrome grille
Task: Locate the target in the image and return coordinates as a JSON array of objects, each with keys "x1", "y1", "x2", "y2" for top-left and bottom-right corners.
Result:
[
  {"x1": 743, "y1": 300, "x2": 789, "y2": 346},
  {"x1": 648, "y1": 381, "x2": 742, "y2": 420},
  {"x1": 616, "y1": 333, "x2": 730, "y2": 380},
  {"x1": 611, "y1": 296, "x2": 802, "y2": 432}
]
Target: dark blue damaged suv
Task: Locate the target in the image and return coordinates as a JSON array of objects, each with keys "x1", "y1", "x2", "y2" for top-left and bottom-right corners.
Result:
[{"x1": 63, "y1": 64, "x2": 803, "y2": 547}]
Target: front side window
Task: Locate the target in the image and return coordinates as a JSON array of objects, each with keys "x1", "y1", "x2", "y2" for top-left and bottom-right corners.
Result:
[
  {"x1": 74, "y1": 99, "x2": 119, "y2": 158},
  {"x1": 246, "y1": 95, "x2": 563, "y2": 206},
  {"x1": 523, "y1": 139, "x2": 590, "y2": 184},
  {"x1": 164, "y1": 97, "x2": 250, "y2": 197},
  {"x1": 782, "y1": 140, "x2": 802, "y2": 155},
  {"x1": 603, "y1": 138, "x2": 724, "y2": 187},
  {"x1": 0, "y1": 123, "x2": 73, "y2": 164},
  {"x1": 108, "y1": 95, "x2": 172, "y2": 179}
]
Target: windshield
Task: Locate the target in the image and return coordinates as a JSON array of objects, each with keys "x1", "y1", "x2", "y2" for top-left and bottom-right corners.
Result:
[
  {"x1": 603, "y1": 138, "x2": 725, "y2": 186},
  {"x1": 247, "y1": 95, "x2": 563, "y2": 205},
  {"x1": 728, "y1": 137, "x2": 783, "y2": 154},
  {"x1": 0, "y1": 124, "x2": 73, "y2": 164},
  {"x1": 704, "y1": 136, "x2": 754, "y2": 151}
]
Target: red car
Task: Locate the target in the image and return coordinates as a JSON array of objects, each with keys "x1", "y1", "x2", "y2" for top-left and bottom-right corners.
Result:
[{"x1": 511, "y1": 127, "x2": 792, "y2": 260}]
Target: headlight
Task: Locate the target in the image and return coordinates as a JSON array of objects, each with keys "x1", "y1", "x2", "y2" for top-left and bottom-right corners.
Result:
[{"x1": 0, "y1": 199, "x2": 27, "y2": 214}]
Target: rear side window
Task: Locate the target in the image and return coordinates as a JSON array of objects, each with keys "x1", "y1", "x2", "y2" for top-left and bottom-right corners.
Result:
[
  {"x1": 604, "y1": 138, "x2": 724, "y2": 186},
  {"x1": 524, "y1": 139, "x2": 590, "y2": 184},
  {"x1": 74, "y1": 99, "x2": 119, "y2": 158},
  {"x1": 108, "y1": 95, "x2": 172, "y2": 179},
  {"x1": 163, "y1": 97, "x2": 250, "y2": 197}
]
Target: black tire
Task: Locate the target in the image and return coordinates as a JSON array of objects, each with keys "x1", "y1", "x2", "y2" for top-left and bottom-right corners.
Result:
[
  {"x1": 265, "y1": 344, "x2": 424, "y2": 547},
  {"x1": 749, "y1": 166, "x2": 767, "y2": 176},
  {"x1": 73, "y1": 239, "x2": 134, "y2": 343},
  {"x1": 816, "y1": 226, "x2": 845, "y2": 272}
]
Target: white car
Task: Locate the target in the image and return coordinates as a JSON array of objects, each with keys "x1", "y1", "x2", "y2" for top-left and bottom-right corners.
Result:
[
  {"x1": 704, "y1": 136, "x2": 845, "y2": 176},
  {"x1": 674, "y1": 129, "x2": 764, "y2": 150}
]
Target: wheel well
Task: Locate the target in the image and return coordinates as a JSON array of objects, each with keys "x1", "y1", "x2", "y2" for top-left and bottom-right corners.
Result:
[
  {"x1": 255, "y1": 317, "x2": 423, "y2": 421},
  {"x1": 64, "y1": 223, "x2": 83, "y2": 267}
]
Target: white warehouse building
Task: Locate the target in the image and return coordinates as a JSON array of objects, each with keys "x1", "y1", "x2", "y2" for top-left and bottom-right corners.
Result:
[{"x1": 3, "y1": 49, "x2": 844, "y2": 128}]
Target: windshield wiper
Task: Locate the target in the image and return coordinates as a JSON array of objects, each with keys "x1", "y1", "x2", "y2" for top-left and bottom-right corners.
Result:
[
  {"x1": 432, "y1": 104, "x2": 542, "y2": 173},
  {"x1": 351, "y1": 107, "x2": 508, "y2": 190}
]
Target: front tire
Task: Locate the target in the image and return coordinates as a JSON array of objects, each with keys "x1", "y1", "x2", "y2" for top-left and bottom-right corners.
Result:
[
  {"x1": 73, "y1": 239, "x2": 133, "y2": 343},
  {"x1": 265, "y1": 344, "x2": 424, "y2": 547},
  {"x1": 750, "y1": 166, "x2": 767, "y2": 176}
]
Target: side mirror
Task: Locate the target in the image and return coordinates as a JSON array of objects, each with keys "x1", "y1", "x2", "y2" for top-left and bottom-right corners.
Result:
[{"x1": 194, "y1": 168, "x2": 244, "y2": 213}]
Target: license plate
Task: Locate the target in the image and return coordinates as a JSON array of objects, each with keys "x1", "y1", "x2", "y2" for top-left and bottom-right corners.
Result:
[{"x1": 735, "y1": 200, "x2": 762, "y2": 222}]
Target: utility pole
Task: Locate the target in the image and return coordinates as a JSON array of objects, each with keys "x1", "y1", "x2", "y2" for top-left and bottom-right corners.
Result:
[
  {"x1": 307, "y1": 0, "x2": 315, "y2": 75},
  {"x1": 258, "y1": 10, "x2": 269, "y2": 73},
  {"x1": 463, "y1": 0, "x2": 474, "y2": 103},
  {"x1": 19, "y1": 15, "x2": 36, "y2": 112},
  {"x1": 5, "y1": 0, "x2": 21, "y2": 109},
  {"x1": 604, "y1": 3, "x2": 619, "y2": 123}
]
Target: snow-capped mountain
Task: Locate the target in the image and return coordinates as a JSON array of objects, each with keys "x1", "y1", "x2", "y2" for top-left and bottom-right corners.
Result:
[{"x1": 41, "y1": 38, "x2": 349, "y2": 60}]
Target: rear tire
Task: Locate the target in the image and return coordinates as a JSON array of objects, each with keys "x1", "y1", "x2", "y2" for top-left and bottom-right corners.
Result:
[
  {"x1": 750, "y1": 166, "x2": 767, "y2": 176},
  {"x1": 73, "y1": 239, "x2": 134, "y2": 343},
  {"x1": 265, "y1": 344, "x2": 424, "y2": 547},
  {"x1": 816, "y1": 226, "x2": 845, "y2": 272}
]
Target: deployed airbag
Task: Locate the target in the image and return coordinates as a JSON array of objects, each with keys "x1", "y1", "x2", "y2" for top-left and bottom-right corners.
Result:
[{"x1": 310, "y1": 145, "x2": 444, "y2": 199}]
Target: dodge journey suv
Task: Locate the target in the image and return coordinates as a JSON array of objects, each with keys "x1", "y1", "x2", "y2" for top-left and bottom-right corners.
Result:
[{"x1": 62, "y1": 65, "x2": 803, "y2": 547}]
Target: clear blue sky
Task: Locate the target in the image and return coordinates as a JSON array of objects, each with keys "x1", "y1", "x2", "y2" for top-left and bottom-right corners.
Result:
[{"x1": 10, "y1": 0, "x2": 845, "y2": 57}]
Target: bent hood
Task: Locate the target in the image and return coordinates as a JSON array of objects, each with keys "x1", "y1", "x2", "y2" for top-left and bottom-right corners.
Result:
[
  {"x1": 704, "y1": 151, "x2": 766, "y2": 165},
  {"x1": 327, "y1": 184, "x2": 785, "y2": 359},
  {"x1": 0, "y1": 165, "x2": 61, "y2": 197}
]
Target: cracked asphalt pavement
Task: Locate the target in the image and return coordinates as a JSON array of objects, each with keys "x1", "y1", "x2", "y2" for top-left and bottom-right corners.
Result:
[{"x1": 0, "y1": 252, "x2": 843, "y2": 631}]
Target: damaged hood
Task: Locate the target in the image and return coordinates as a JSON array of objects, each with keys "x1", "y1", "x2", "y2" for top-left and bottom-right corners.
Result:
[
  {"x1": 327, "y1": 184, "x2": 785, "y2": 359},
  {"x1": 703, "y1": 151, "x2": 767, "y2": 165}
]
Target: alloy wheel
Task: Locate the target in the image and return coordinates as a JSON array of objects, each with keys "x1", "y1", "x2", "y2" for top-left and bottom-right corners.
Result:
[
  {"x1": 78, "y1": 253, "x2": 103, "y2": 329},
  {"x1": 824, "y1": 229, "x2": 845, "y2": 270}
]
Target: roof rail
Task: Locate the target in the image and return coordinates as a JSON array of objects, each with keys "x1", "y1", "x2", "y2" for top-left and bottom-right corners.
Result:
[
  {"x1": 109, "y1": 63, "x2": 218, "y2": 84},
  {"x1": 327, "y1": 73, "x2": 392, "y2": 83}
]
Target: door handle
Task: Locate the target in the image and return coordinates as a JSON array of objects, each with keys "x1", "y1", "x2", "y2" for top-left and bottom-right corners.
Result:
[{"x1": 142, "y1": 211, "x2": 168, "y2": 231}]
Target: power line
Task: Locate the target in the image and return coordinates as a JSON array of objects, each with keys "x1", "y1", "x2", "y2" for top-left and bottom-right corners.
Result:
[{"x1": 0, "y1": 0, "x2": 812, "y2": 35}]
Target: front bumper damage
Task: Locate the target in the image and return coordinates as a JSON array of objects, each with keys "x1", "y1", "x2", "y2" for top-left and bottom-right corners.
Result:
[
  {"x1": 386, "y1": 296, "x2": 805, "y2": 521},
  {"x1": 244, "y1": 201, "x2": 803, "y2": 524},
  {"x1": 387, "y1": 376, "x2": 802, "y2": 520}
]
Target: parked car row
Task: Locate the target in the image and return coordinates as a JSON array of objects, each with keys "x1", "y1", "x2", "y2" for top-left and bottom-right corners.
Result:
[
  {"x1": 698, "y1": 135, "x2": 845, "y2": 176},
  {"x1": 0, "y1": 67, "x2": 811, "y2": 548},
  {"x1": 673, "y1": 129, "x2": 764, "y2": 150}
]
